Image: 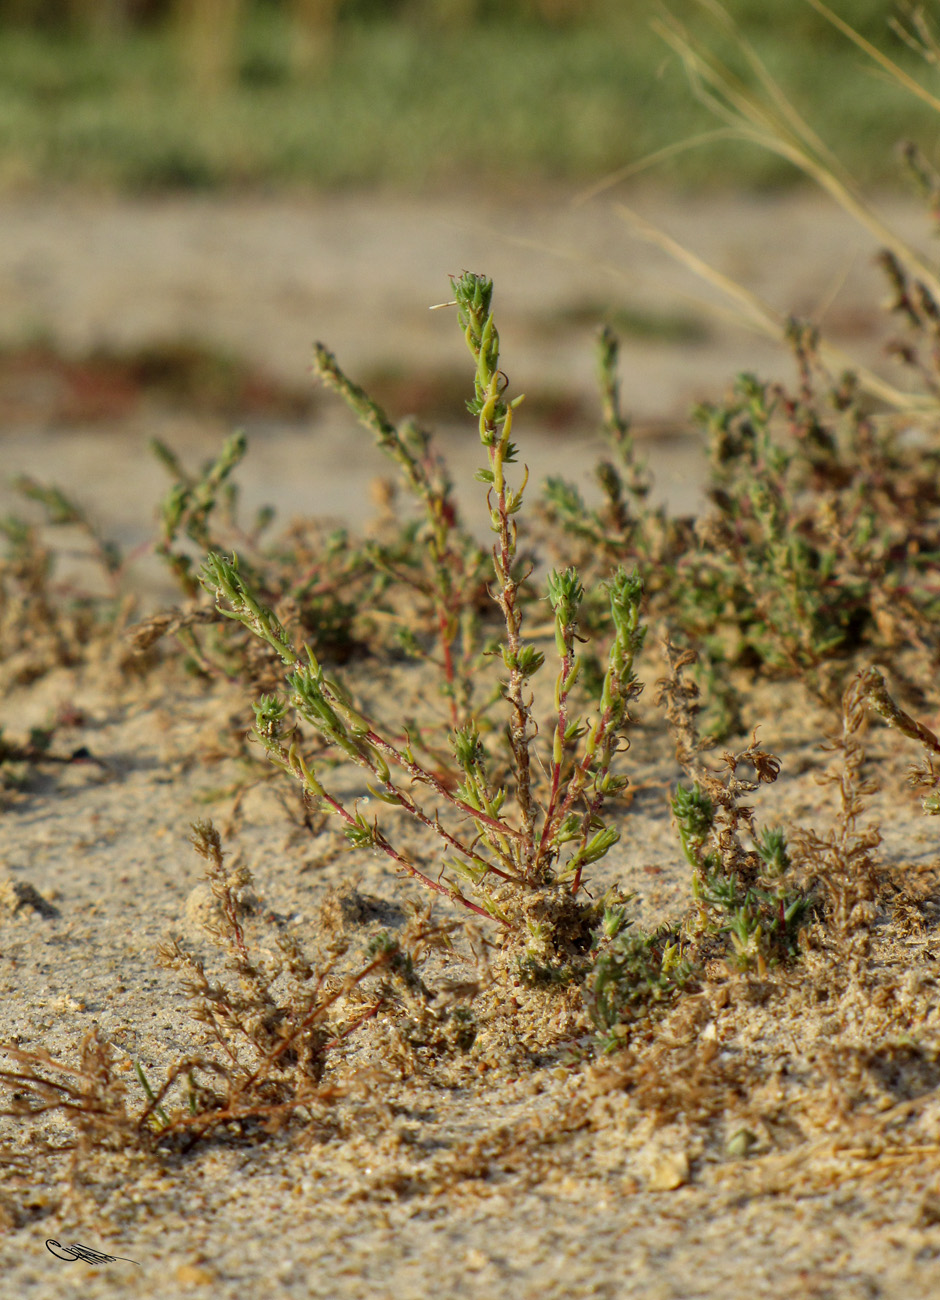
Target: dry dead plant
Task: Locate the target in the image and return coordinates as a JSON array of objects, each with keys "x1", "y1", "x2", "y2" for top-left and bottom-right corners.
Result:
[
  {"x1": 792, "y1": 670, "x2": 884, "y2": 943},
  {"x1": 0, "y1": 818, "x2": 471, "y2": 1170}
]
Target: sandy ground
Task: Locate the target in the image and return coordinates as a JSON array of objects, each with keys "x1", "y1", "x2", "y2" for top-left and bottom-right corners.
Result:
[
  {"x1": 2, "y1": 651, "x2": 940, "y2": 1300},
  {"x1": 2, "y1": 188, "x2": 940, "y2": 1297}
]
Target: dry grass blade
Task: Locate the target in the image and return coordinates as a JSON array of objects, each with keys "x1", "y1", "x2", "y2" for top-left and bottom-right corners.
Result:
[
  {"x1": 807, "y1": 0, "x2": 940, "y2": 116},
  {"x1": 572, "y1": 128, "x2": 740, "y2": 205},
  {"x1": 0, "y1": 1031, "x2": 138, "y2": 1150},
  {"x1": 655, "y1": 0, "x2": 940, "y2": 309},
  {"x1": 612, "y1": 202, "x2": 927, "y2": 412}
]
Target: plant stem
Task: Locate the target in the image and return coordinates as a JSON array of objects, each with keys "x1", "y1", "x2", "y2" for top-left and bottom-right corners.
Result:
[{"x1": 452, "y1": 271, "x2": 538, "y2": 875}]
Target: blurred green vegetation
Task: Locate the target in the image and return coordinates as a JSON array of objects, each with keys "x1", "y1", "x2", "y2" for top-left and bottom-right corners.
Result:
[{"x1": 0, "y1": 1, "x2": 933, "y2": 192}]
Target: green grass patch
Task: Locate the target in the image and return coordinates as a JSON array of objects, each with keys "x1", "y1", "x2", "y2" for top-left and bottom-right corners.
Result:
[{"x1": 0, "y1": 6, "x2": 934, "y2": 193}]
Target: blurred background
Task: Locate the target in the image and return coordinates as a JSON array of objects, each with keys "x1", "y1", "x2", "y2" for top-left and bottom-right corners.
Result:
[
  {"x1": 0, "y1": 0, "x2": 928, "y2": 191},
  {"x1": 0, "y1": 0, "x2": 936, "y2": 587}
]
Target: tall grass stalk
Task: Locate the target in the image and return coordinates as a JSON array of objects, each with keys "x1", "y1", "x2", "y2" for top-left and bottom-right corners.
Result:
[{"x1": 606, "y1": 0, "x2": 940, "y2": 415}]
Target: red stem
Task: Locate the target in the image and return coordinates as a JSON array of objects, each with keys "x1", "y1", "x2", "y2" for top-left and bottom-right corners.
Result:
[
  {"x1": 319, "y1": 787, "x2": 501, "y2": 922},
  {"x1": 363, "y1": 728, "x2": 524, "y2": 841}
]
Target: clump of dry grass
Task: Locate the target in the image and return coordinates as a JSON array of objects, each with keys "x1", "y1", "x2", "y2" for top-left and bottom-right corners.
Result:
[
  {"x1": 792, "y1": 669, "x2": 885, "y2": 945},
  {"x1": 0, "y1": 817, "x2": 470, "y2": 1174}
]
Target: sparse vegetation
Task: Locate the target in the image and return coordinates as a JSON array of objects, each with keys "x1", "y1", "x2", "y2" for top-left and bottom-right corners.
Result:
[
  {"x1": 3, "y1": 3, "x2": 940, "y2": 1274},
  {"x1": 3, "y1": 251, "x2": 938, "y2": 1181}
]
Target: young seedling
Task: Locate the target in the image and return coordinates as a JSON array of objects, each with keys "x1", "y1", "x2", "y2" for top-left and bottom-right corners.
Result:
[{"x1": 585, "y1": 907, "x2": 693, "y2": 1053}]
